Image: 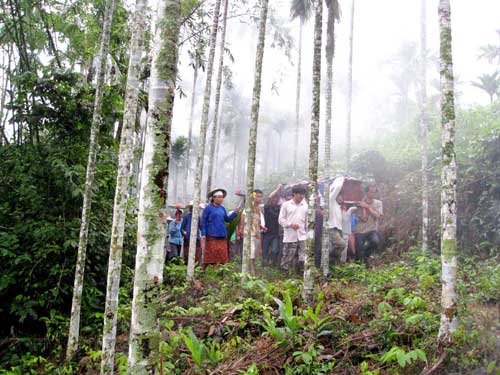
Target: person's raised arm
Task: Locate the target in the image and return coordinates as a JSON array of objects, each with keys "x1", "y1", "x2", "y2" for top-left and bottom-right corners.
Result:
[
  {"x1": 225, "y1": 206, "x2": 238, "y2": 222},
  {"x1": 267, "y1": 184, "x2": 283, "y2": 203},
  {"x1": 329, "y1": 177, "x2": 344, "y2": 203}
]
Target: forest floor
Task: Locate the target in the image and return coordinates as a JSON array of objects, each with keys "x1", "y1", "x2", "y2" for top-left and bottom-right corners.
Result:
[
  {"x1": 104, "y1": 250, "x2": 499, "y2": 375},
  {"x1": 3, "y1": 251, "x2": 500, "y2": 375}
]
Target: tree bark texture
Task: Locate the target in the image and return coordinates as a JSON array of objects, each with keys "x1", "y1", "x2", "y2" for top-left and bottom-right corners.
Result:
[
  {"x1": 303, "y1": 0, "x2": 322, "y2": 304},
  {"x1": 207, "y1": 0, "x2": 230, "y2": 193},
  {"x1": 437, "y1": 0, "x2": 458, "y2": 346},
  {"x1": 66, "y1": 0, "x2": 116, "y2": 360},
  {"x1": 187, "y1": 0, "x2": 223, "y2": 281},
  {"x1": 293, "y1": 19, "x2": 303, "y2": 178},
  {"x1": 321, "y1": 0, "x2": 336, "y2": 277},
  {"x1": 242, "y1": 0, "x2": 270, "y2": 279},
  {"x1": 100, "y1": 0, "x2": 147, "y2": 372},
  {"x1": 127, "y1": 0, "x2": 181, "y2": 372},
  {"x1": 420, "y1": 0, "x2": 429, "y2": 253},
  {"x1": 184, "y1": 59, "x2": 199, "y2": 202},
  {"x1": 345, "y1": 0, "x2": 355, "y2": 173}
]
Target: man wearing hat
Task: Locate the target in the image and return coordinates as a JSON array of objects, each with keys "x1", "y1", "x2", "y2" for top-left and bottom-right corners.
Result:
[
  {"x1": 181, "y1": 201, "x2": 202, "y2": 264},
  {"x1": 200, "y1": 188, "x2": 240, "y2": 268}
]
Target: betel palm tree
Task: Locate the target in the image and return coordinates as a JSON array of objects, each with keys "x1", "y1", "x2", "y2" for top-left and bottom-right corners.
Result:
[
  {"x1": 345, "y1": 0, "x2": 355, "y2": 172},
  {"x1": 242, "y1": 0, "x2": 270, "y2": 280},
  {"x1": 206, "y1": 0, "x2": 230, "y2": 193},
  {"x1": 437, "y1": 0, "x2": 458, "y2": 347},
  {"x1": 171, "y1": 136, "x2": 188, "y2": 202},
  {"x1": 100, "y1": 0, "x2": 147, "y2": 372},
  {"x1": 479, "y1": 29, "x2": 500, "y2": 65},
  {"x1": 420, "y1": 0, "x2": 429, "y2": 253},
  {"x1": 303, "y1": 0, "x2": 323, "y2": 305},
  {"x1": 321, "y1": 0, "x2": 340, "y2": 277},
  {"x1": 127, "y1": 0, "x2": 182, "y2": 371},
  {"x1": 66, "y1": 0, "x2": 116, "y2": 360},
  {"x1": 187, "y1": 0, "x2": 223, "y2": 281},
  {"x1": 184, "y1": 41, "x2": 205, "y2": 202},
  {"x1": 471, "y1": 71, "x2": 500, "y2": 104},
  {"x1": 290, "y1": 0, "x2": 312, "y2": 177}
]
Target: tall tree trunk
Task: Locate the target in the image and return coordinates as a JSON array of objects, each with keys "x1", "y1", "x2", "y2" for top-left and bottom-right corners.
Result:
[
  {"x1": 232, "y1": 134, "x2": 238, "y2": 189},
  {"x1": 184, "y1": 58, "x2": 200, "y2": 202},
  {"x1": 187, "y1": 0, "x2": 223, "y2": 281},
  {"x1": 242, "y1": 0, "x2": 270, "y2": 279},
  {"x1": 321, "y1": 0, "x2": 336, "y2": 277},
  {"x1": 131, "y1": 106, "x2": 146, "y2": 201},
  {"x1": 66, "y1": 0, "x2": 116, "y2": 360},
  {"x1": 100, "y1": 0, "x2": 147, "y2": 371},
  {"x1": 437, "y1": 0, "x2": 458, "y2": 346},
  {"x1": 293, "y1": 19, "x2": 303, "y2": 178},
  {"x1": 264, "y1": 133, "x2": 271, "y2": 177},
  {"x1": 213, "y1": 93, "x2": 224, "y2": 182},
  {"x1": 127, "y1": 0, "x2": 181, "y2": 372},
  {"x1": 345, "y1": 0, "x2": 355, "y2": 173},
  {"x1": 303, "y1": 0, "x2": 323, "y2": 305},
  {"x1": 277, "y1": 132, "x2": 282, "y2": 169},
  {"x1": 173, "y1": 163, "x2": 179, "y2": 202},
  {"x1": 420, "y1": 0, "x2": 429, "y2": 253},
  {"x1": 206, "y1": 0, "x2": 230, "y2": 192}
]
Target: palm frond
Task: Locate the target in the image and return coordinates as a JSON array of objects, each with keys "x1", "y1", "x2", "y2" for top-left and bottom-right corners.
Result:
[{"x1": 290, "y1": 0, "x2": 313, "y2": 22}]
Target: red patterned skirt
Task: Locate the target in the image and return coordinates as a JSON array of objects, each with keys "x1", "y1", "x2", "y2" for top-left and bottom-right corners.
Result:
[
  {"x1": 204, "y1": 237, "x2": 228, "y2": 265},
  {"x1": 183, "y1": 239, "x2": 201, "y2": 264}
]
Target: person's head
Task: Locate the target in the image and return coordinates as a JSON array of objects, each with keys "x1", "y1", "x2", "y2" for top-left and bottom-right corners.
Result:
[
  {"x1": 365, "y1": 184, "x2": 378, "y2": 200},
  {"x1": 252, "y1": 189, "x2": 263, "y2": 205},
  {"x1": 292, "y1": 185, "x2": 306, "y2": 203},
  {"x1": 211, "y1": 190, "x2": 225, "y2": 205},
  {"x1": 175, "y1": 209, "x2": 183, "y2": 221}
]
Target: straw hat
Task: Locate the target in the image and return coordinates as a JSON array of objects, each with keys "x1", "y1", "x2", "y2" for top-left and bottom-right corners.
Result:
[{"x1": 207, "y1": 188, "x2": 227, "y2": 199}]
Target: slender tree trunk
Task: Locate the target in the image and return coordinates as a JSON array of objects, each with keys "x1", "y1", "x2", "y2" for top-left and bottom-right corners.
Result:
[
  {"x1": 277, "y1": 132, "x2": 282, "y2": 169},
  {"x1": 345, "y1": 0, "x2": 355, "y2": 173},
  {"x1": 303, "y1": 0, "x2": 323, "y2": 304},
  {"x1": 232, "y1": 135, "x2": 238, "y2": 189},
  {"x1": 173, "y1": 163, "x2": 179, "y2": 202},
  {"x1": 242, "y1": 0, "x2": 269, "y2": 279},
  {"x1": 187, "y1": 0, "x2": 223, "y2": 281},
  {"x1": 100, "y1": 0, "x2": 147, "y2": 372},
  {"x1": 184, "y1": 60, "x2": 199, "y2": 202},
  {"x1": 420, "y1": 0, "x2": 429, "y2": 253},
  {"x1": 321, "y1": 0, "x2": 336, "y2": 277},
  {"x1": 264, "y1": 134, "x2": 271, "y2": 177},
  {"x1": 293, "y1": 19, "x2": 303, "y2": 178},
  {"x1": 66, "y1": 0, "x2": 116, "y2": 360},
  {"x1": 131, "y1": 106, "x2": 145, "y2": 200},
  {"x1": 127, "y1": 0, "x2": 181, "y2": 372},
  {"x1": 213, "y1": 93, "x2": 224, "y2": 182},
  {"x1": 437, "y1": 0, "x2": 458, "y2": 346},
  {"x1": 206, "y1": 0, "x2": 230, "y2": 192}
]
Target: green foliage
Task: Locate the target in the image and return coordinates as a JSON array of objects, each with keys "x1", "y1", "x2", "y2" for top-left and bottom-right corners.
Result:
[
  {"x1": 181, "y1": 328, "x2": 224, "y2": 370},
  {"x1": 0, "y1": 69, "x2": 137, "y2": 369},
  {"x1": 380, "y1": 346, "x2": 427, "y2": 368}
]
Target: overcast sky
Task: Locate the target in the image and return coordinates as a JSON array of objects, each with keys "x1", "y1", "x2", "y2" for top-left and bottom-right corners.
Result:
[{"x1": 171, "y1": 0, "x2": 500, "y2": 163}]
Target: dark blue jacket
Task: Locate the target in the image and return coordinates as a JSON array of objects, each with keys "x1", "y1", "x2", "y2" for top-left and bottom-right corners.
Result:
[
  {"x1": 181, "y1": 212, "x2": 201, "y2": 240},
  {"x1": 200, "y1": 203, "x2": 237, "y2": 238}
]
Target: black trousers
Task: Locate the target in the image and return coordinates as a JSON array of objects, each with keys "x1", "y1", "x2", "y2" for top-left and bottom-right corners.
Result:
[{"x1": 355, "y1": 231, "x2": 381, "y2": 262}]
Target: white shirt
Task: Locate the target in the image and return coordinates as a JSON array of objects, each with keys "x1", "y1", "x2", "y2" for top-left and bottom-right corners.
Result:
[
  {"x1": 328, "y1": 177, "x2": 345, "y2": 230},
  {"x1": 278, "y1": 198, "x2": 308, "y2": 243}
]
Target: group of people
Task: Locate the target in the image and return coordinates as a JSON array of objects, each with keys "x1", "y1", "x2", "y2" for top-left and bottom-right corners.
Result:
[{"x1": 165, "y1": 177, "x2": 383, "y2": 275}]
